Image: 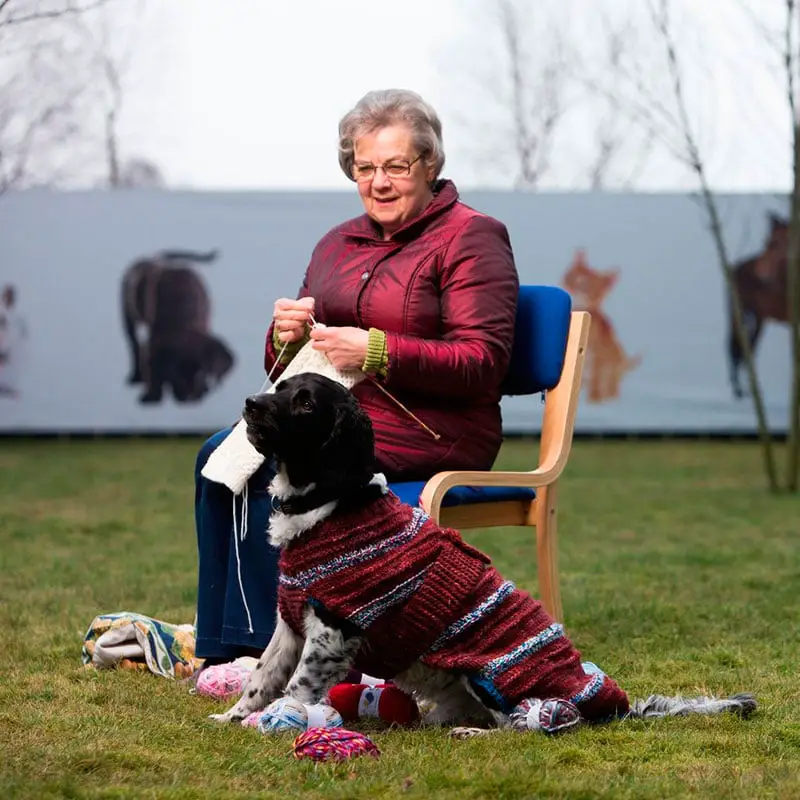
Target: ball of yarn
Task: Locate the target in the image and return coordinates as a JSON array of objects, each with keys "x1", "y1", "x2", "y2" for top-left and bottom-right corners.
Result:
[
  {"x1": 256, "y1": 697, "x2": 343, "y2": 733},
  {"x1": 241, "y1": 711, "x2": 262, "y2": 728},
  {"x1": 328, "y1": 683, "x2": 419, "y2": 727},
  {"x1": 292, "y1": 727, "x2": 381, "y2": 762},
  {"x1": 510, "y1": 697, "x2": 582, "y2": 734},
  {"x1": 195, "y1": 661, "x2": 255, "y2": 700}
]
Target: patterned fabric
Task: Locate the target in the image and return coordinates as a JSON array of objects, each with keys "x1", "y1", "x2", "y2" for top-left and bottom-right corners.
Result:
[
  {"x1": 81, "y1": 611, "x2": 201, "y2": 679},
  {"x1": 278, "y1": 491, "x2": 630, "y2": 719}
]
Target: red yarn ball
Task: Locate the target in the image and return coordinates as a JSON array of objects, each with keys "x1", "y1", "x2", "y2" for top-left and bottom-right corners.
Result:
[
  {"x1": 327, "y1": 683, "x2": 419, "y2": 727},
  {"x1": 292, "y1": 727, "x2": 380, "y2": 762}
]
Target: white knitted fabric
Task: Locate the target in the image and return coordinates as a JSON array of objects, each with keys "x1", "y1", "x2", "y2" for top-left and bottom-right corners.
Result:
[{"x1": 201, "y1": 338, "x2": 366, "y2": 494}]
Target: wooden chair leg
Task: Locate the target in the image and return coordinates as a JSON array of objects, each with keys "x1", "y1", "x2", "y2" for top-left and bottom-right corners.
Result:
[{"x1": 533, "y1": 483, "x2": 563, "y2": 623}]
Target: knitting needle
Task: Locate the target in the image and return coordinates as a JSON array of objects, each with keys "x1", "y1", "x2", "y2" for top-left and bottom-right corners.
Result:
[
  {"x1": 307, "y1": 312, "x2": 440, "y2": 440},
  {"x1": 368, "y1": 377, "x2": 441, "y2": 440}
]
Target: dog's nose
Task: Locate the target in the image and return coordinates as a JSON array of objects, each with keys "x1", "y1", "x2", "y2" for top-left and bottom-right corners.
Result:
[{"x1": 245, "y1": 393, "x2": 270, "y2": 411}]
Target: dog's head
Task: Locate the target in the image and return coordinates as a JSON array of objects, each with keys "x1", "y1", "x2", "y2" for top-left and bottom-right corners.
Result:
[{"x1": 243, "y1": 373, "x2": 375, "y2": 491}]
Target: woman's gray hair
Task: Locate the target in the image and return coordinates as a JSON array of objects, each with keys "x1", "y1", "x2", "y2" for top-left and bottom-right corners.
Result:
[{"x1": 338, "y1": 89, "x2": 446, "y2": 182}]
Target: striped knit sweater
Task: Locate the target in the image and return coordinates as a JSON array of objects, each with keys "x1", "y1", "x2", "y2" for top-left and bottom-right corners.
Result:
[{"x1": 278, "y1": 491, "x2": 629, "y2": 719}]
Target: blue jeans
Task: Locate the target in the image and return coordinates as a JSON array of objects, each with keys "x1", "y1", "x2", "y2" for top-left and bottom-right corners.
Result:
[{"x1": 194, "y1": 427, "x2": 280, "y2": 659}]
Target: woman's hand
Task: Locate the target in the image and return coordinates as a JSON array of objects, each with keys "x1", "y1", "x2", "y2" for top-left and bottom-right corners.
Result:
[
  {"x1": 310, "y1": 325, "x2": 369, "y2": 370},
  {"x1": 273, "y1": 297, "x2": 315, "y2": 343}
]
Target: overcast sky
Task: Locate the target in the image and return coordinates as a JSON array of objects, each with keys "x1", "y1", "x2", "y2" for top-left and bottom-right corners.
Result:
[{"x1": 114, "y1": 0, "x2": 795, "y2": 193}]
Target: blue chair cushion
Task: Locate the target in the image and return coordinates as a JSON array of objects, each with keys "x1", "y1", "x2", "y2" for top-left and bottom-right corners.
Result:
[
  {"x1": 501, "y1": 285, "x2": 572, "y2": 396},
  {"x1": 386, "y1": 285, "x2": 566, "y2": 512},
  {"x1": 389, "y1": 481, "x2": 535, "y2": 509}
]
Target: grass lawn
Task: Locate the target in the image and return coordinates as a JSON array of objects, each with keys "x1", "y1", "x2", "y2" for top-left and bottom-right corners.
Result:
[{"x1": 0, "y1": 437, "x2": 799, "y2": 799}]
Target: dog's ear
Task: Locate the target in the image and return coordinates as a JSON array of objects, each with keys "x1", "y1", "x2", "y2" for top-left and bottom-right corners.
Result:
[{"x1": 322, "y1": 398, "x2": 375, "y2": 481}]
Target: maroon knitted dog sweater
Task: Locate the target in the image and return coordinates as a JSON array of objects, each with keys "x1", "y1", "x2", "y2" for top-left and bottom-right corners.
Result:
[{"x1": 278, "y1": 491, "x2": 629, "y2": 719}]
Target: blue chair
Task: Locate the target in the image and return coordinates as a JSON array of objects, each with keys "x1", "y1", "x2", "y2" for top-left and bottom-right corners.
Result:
[{"x1": 389, "y1": 285, "x2": 591, "y2": 622}]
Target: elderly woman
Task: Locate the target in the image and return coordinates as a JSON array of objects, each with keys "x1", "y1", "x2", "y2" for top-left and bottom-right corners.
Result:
[{"x1": 195, "y1": 89, "x2": 520, "y2": 663}]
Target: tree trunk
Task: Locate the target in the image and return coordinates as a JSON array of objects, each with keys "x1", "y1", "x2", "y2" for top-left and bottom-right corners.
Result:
[
  {"x1": 699, "y1": 183, "x2": 780, "y2": 493},
  {"x1": 785, "y1": 3, "x2": 800, "y2": 492},
  {"x1": 786, "y1": 119, "x2": 800, "y2": 491},
  {"x1": 652, "y1": 0, "x2": 780, "y2": 492}
]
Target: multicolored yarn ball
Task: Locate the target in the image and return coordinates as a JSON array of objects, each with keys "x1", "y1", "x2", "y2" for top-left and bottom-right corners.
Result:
[
  {"x1": 194, "y1": 657, "x2": 258, "y2": 700},
  {"x1": 256, "y1": 697, "x2": 343, "y2": 733},
  {"x1": 292, "y1": 727, "x2": 381, "y2": 762},
  {"x1": 510, "y1": 698, "x2": 582, "y2": 734},
  {"x1": 327, "y1": 683, "x2": 419, "y2": 727}
]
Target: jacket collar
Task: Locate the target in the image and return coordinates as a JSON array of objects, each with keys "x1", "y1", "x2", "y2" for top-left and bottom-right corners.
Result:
[{"x1": 339, "y1": 179, "x2": 459, "y2": 243}]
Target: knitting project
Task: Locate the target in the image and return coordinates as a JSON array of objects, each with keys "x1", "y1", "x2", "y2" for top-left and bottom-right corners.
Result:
[{"x1": 201, "y1": 338, "x2": 366, "y2": 494}]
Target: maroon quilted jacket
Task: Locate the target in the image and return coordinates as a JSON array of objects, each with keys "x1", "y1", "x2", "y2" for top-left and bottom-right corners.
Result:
[{"x1": 264, "y1": 179, "x2": 520, "y2": 481}]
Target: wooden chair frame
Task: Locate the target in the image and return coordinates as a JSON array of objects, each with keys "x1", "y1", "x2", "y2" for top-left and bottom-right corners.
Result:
[{"x1": 418, "y1": 311, "x2": 592, "y2": 623}]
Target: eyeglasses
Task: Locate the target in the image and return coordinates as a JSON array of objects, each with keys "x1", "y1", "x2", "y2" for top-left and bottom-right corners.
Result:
[{"x1": 351, "y1": 153, "x2": 423, "y2": 182}]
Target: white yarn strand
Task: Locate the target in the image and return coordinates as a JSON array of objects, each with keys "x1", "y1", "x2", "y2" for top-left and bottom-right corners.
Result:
[{"x1": 232, "y1": 483, "x2": 254, "y2": 634}]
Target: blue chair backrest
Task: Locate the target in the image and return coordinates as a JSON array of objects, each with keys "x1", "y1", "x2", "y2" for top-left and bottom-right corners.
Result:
[{"x1": 500, "y1": 285, "x2": 572, "y2": 396}]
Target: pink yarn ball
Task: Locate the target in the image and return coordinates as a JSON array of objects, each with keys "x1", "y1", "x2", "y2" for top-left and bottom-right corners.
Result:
[
  {"x1": 195, "y1": 663, "x2": 252, "y2": 700},
  {"x1": 292, "y1": 727, "x2": 380, "y2": 762},
  {"x1": 242, "y1": 711, "x2": 262, "y2": 728}
]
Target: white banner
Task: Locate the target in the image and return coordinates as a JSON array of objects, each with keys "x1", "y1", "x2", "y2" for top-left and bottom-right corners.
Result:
[{"x1": 0, "y1": 189, "x2": 791, "y2": 434}]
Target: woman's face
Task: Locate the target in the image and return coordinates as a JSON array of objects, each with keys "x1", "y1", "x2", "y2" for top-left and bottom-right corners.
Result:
[{"x1": 352, "y1": 124, "x2": 435, "y2": 238}]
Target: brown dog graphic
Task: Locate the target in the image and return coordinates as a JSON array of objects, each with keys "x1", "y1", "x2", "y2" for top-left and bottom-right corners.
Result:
[
  {"x1": 121, "y1": 250, "x2": 235, "y2": 404},
  {"x1": 562, "y1": 250, "x2": 641, "y2": 404}
]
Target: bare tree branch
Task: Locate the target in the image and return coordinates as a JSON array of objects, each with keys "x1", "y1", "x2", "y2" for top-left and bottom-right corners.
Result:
[
  {"x1": 733, "y1": 0, "x2": 785, "y2": 56},
  {"x1": 0, "y1": 28, "x2": 93, "y2": 193},
  {"x1": 0, "y1": 0, "x2": 113, "y2": 27},
  {"x1": 578, "y1": 10, "x2": 658, "y2": 190},
  {"x1": 0, "y1": 0, "x2": 164, "y2": 193},
  {"x1": 649, "y1": 0, "x2": 779, "y2": 490},
  {"x1": 497, "y1": 0, "x2": 568, "y2": 188}
]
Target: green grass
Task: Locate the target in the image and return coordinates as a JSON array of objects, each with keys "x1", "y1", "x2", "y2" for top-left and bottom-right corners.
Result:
[{"x1": 1, "y1": 437, "x2": 799, "y2": 799}]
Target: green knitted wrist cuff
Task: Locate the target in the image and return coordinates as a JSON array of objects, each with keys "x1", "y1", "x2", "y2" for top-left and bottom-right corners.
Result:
[
  {"x1": 272, "y1": 325, "x2": 309, "y2": 364},
  {"x1": 362, "y1": 328, "x2": 388, "y2": 377}
]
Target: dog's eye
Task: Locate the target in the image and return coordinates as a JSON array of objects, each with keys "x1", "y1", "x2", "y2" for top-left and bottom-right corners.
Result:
[{"x1": 300, "y1": 400, "x2": 314, "y2": 413}]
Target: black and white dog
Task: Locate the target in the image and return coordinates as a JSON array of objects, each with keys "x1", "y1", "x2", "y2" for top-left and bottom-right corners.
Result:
[{"x1": 210, "y1": 374, "x2": 756, "y2": 737}]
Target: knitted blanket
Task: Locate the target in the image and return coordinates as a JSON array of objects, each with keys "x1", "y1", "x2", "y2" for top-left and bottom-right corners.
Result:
[
  {"x1": 278, "y1": 491, "x2": 629, "y2": 719},
  {"x1": 81, "y1": 611, "x2": 201, "y2": 679},
  {"x1": 201, "y1": 339, "x2": 366, "y2": 494}
]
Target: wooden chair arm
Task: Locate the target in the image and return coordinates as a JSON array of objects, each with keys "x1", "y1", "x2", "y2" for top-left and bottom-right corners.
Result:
[
  {"x1": 419, "y1": 311, "x2": 591, "y2": 520},
  {"x1": 419, "y1": 467, "x2": 560, "y2": 518}
]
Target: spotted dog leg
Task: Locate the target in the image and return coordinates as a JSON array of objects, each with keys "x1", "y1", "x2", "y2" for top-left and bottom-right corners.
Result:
[
  {"x1": 209, "y1": 614, "x2": 302, "y2": 724},
  {"x1": 283, "y1": 606, "x2": 364, "y2": 705}
]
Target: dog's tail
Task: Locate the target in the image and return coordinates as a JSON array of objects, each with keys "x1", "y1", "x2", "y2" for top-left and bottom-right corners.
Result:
[
  {"x1": 625, "y1": 692, "x2": 757, "y2": 720},
  {"x1": 158, "y1": 249, "x2": 219, "y2": 264}
]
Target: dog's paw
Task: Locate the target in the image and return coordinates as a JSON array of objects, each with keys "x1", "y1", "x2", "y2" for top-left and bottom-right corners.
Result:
[
  {"x1": 449, "y1": 726, "x2": 499, "y2": 739},
  {"x1": 208, "y1": 711, "x2": 240, "y2": 725},
  {"x1": 729, "y1": 693, "x2": 758, "y2": 718}
]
